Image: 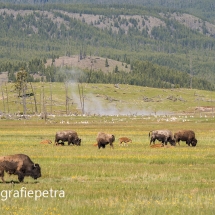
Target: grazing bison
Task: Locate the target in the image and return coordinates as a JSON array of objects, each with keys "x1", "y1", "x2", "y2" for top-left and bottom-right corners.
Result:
[
  {"x1": 149, "y1": 130, "x2": 176, "y2": 146},
  {"x1": 0, "y1": 154, "x2": 41, "y2": 183},
  {"x1": 174, "y1": 130, "x2": 197, "y2": 147},
  {"x1": 96, "y1": 132, "x2": 115, "y2": 149},
  {"x1": 118, "y1": 137, "x2": 132, "y2": 146},
  {"x1": 55, "y1": 130, "x2": 81, "y2": 146}
]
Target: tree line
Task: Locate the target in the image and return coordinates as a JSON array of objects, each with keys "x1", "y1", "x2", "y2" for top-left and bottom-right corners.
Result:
[
  {"x1": 1, "y1": 57, "x2": 213, "y2": 91},
  {"x1": 0, "y1": 4, "x2": 215, "y2": 84}
]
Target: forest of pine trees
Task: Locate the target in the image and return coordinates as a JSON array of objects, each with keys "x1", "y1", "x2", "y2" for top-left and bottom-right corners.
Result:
[{"x1": 0, "y1": 3, "x2": 214, "y2": 90}]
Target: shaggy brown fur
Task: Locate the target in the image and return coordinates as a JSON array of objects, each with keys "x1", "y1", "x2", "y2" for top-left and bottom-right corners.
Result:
[
  {"x1": 55, "y1": 130, "x2": 81, "y2": 146},
  {"x1": 96, "y1": 132, "x2": 115, "y2": 149},
  {"x1": 0, "y1": 154, "x2": 41, "y2": 183},
  {"x1": 174, "y1": 130, "x2": 197, "y2": 146}
]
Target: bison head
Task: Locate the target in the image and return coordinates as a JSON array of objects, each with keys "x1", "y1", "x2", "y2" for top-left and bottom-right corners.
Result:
[
  {"x1": 30, "y1": 163, "x2": 41, "y2": 179},
  {"x1": 170, "y1": 139, "x2": 176, "y2": 146},
  {"x1": 74, "y1": 138, "x2": 81, "y2": 146},
  {"x1": 191, "y1": 139, "x2": 197, "y2": 147}
]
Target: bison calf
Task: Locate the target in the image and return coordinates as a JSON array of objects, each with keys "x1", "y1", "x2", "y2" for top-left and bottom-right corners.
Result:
[
  {"x1": 0, "y1": 154, "x2": 41, "y2": 183},
  {"x1": 55, "y1": 130, "x2": 81, "y2": 146},
  {"x1": 174, "y1": 130, "x2": 197, "y2": 147},
  {"x1": 118, "y1": 137, "x2": 132, "y2": 146},
  {"x1": 96, "y1": 132, "x2": 115, "y2": 149},
  {"x1": 40, "y1": 139, "x2": 52, "y2": 144}
]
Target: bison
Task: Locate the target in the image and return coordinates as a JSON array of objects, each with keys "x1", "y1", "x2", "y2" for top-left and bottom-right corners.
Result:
[
  {"x1": 0, "y1": 154, "x2": 41, "y2": 183},
  {"x1": 118, "y1": 137, "x2": 132, "y2": 146},
  {"x1": 55, "y1": 130, "x2": 81, "y2": 146},
  {"x1": 149, "y1": 130, "x2": 176, "y2": 146},
  {"x1": 96, "y1": 132, "x2": 115, "y2": 149},
  {"x1": 174, "y1": 130, "x2": 197, "y2": 147}
]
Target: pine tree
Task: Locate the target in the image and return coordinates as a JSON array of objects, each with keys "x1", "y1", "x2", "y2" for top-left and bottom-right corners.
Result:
[{"x1": 105, "y1": 58, "x2": 109, "y2": 67}]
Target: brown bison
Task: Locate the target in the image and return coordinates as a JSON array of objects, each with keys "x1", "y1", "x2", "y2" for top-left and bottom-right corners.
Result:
[
  {"x1": 149, "y1": 130, "x2": 176, "y2": 146},
  {"x1": 55, "y1": 130, "x2": 81, "y2": 146},
  {"x1": 0, "y1": 154, "x2": 41, "y2": 183},
  {"x1": 118, "y1": 137, "x2": 132, "y2": 146},
  {"x1": 96, "y1": 132, "x2": 115, "y2": 149},
  {"x1": 174, "y1": 130, "x2": 197, "y2": 147}
]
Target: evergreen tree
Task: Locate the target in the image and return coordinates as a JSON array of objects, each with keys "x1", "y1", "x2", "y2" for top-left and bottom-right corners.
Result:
[{"x1": 105, "y1": 58, "x2": 109, "y2": 67}]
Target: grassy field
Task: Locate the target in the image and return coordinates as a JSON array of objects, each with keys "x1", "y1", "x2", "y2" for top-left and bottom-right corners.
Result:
[
  {"x1": 0, "y1": 114, "x2": 215, "y2": 214},
  {"x1": 1, "y1": 82, "x2": 215, "y2": 116}
]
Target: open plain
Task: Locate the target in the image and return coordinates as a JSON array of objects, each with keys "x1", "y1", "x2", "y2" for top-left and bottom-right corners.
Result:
[{"x1": 0, "y1": 112, "x2": 215, "y2": 214}]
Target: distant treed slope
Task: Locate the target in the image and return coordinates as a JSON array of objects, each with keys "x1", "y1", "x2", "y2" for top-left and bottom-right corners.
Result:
[
  {"x1": 0, "y1": 4, "x2": 215, "y2": 86},
  {"x1": 82, "y1": 61, "x2": 214, "y2": 90},
  {"x1": 1, "y1": 0, "x2": 214, "y2": 22},
  {"x1": 1, "y1": 56, "x2": 214, "y2": 91}
]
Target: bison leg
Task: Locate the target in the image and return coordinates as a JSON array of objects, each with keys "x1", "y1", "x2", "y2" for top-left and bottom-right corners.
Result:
[
  {"x1": 55, "y1": 141, "x2": 60, "y2": 146},
  {"x1": 110, "y1": 142, "x2": 114, "y2": 149},
  {"x1": 102, "y1": 144, "x2": 106, "y2": 148},
  {"x1": 17, "y1": 173, "x2": 25, "y2": 183},
  {"x1": 186, "y1": 140, "x2": 191, "y2": 146},
  {"x1": 98, "y1": 142, "x2": 102, "y2": 149},
  {"x1": 150, "y1": 138, "x2": 155, "y2": 145},
  {"x1": 58, "y1": 141, "x2": 64, "y2": 146},
  {"x1": 0, "y1": 169, "x2": 5, "y2": 183},
  {"x1": 68, "y1": 138, "x2": 72, "y2": 145}
]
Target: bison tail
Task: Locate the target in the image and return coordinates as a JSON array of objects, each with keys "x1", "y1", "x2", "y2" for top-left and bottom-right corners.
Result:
[{"x1": 148, "y1": 131, "x2": 151, "y2": 138}]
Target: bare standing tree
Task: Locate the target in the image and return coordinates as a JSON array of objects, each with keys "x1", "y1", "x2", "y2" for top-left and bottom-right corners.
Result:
[
  {"x1": 78, "y1": 83, "x2": 84, "y2": 114},
  {"x1": 14, "y1": 68, "x2": 28, "y2": 118},
  {"x1": 190, "y1": 54, "x2": 193, "y2": 89},
  {"x1": 30, "y1": 82, "x2": 38, "y2": 113},
  {"x1": 65, "y1": 82, "x2": 69, "y2": 115}
]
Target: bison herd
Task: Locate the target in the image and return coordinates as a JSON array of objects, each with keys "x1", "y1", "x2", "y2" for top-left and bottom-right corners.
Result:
[
  {"x1": 149, "y1": 129, "x2": 197, "y2": 147},
  {"x1": 54, "y1": 129, "x2": 197, "y2": 148},
  {"x1": 0, "y1": 129, "x2": 197, "y2": 183}
]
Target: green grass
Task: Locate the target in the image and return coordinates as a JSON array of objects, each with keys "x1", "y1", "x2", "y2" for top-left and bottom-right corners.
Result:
[
  {"x1": 1, "y1": 82, "x2": 215, "y2": 116},
  {"x1": 0, "y1": 115, "x2": 215, "y2": 214}
]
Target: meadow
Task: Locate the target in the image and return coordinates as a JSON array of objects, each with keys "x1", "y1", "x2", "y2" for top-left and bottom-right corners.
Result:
[
  {"x1": 1, "y1": 82, "x2": 215, "y2": 116},
  {"x1": 0, "y1": 113, "x2": 215, "y2": 215}
]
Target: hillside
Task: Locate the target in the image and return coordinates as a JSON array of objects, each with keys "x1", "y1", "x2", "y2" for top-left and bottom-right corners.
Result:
[
  {"x1": 0, "y1": 3, "x2": 215, "y2": 86},
  {"x1": 0, "y1": 82, "x2": 215, "y2": 117},
  {"x1": 45, "y1": 55, "x2": 131, "y2": 73}
]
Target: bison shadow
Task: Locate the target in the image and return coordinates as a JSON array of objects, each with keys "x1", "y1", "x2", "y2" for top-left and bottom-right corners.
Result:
[{"x1": 0, "y1": 180, "x2": 40, "y2": 184}]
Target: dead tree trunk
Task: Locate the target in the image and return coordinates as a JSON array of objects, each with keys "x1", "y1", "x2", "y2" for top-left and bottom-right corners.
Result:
[{"x1": 30, "y1": 82, "x2": 38, "y2": 114}]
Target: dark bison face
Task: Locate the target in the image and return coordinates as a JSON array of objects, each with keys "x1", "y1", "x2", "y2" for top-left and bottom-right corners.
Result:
[
  {"x1": 31, "y1": 163, "x2": 41, "y2": 179},
  {"x1": 191, "y1": 139, "x2": 197, "y2": 147},
  {"x1": 170, "y1": 139, "x2": 176, "y2": 146},
  {"x1": 74, "y1": 138, "x2": 81, "y2": 146}
]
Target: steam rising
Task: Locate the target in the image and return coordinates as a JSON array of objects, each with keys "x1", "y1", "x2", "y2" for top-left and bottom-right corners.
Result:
[{"x1": 65, "y1": 69, "x2": 168, "y2": 116}]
